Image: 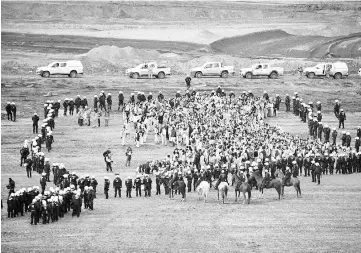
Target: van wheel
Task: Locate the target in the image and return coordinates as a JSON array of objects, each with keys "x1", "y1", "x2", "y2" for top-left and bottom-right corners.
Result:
[
  {"x1": 307, "y1": 72, "x2": 315, "y2": 79},
  {"x1": 221, "y1": 71, "x2": 228, "y2": 78},
  {"x1": 132, "y1": 73, "x2": 139, "y2": 79},
  {"x1": 157, "y1": 72, "x2": 165, "y2": 79},
  {"x1": 270, "y1": 72, "x2": 278, "y2": 79},
  {"x1": 334, "y1": 73, "x2": 342, "y2": 79},
  {"x1": 195, "y1": 72, "x2": 203, "y2": 78},
  {"x1": 69, "y1": 71, "x2": 77, "y2": 78},
  {"x1": 42, "y1": 71, "x2": 50, "y2": 78},
  {"x1": 245, "y1": 72, "x2": 252, "y2": 79}
]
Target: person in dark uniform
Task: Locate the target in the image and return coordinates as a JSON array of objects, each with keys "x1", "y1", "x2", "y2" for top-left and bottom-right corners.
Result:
[
  {"x1": 339, "y1": 109, "x2": 346, "y2": 129},
  {"x1": 32, "y1": 113, "x2": 40, "y2": 134},
  {"x1": 106, "y1": 93, "x2": 112, "y2": 111},
  {"x1": 283, "y1": 168, "x2": 292, "y2": 186},
  {"x1": 185, "y1": 75, "x2": 191, "y2": 89},
  {"x1": 186, "y1": 171, "x2": 193, "y2": 192},
  {"x1": 29, "y1": 199, "x2": 38, "y2": 225},
  {"x1": 5, "y1": 101, "x2": 12, "y2": 121},
  {"x1": 6, "y1": 178, "x2": 15, "y2": 197},
  {"x1": 113, "y1": 175, "x2": 122, "y2": 198},
  {"x1": 334, "y1": 100, "x2": 340, "y2": 119},
  {"x1": 315, "y1": 162, "x2": 322, "y2": 185},
  {"x1": 155, "y1": 173, "x2": 161, "y2": 195},
  {"x1": 134, "y1": 175, "x2": 142, "y2": 197},
  {"x1": 214, "y1": 170, "x2": 228, "y2": 190},
  {"x1": 285, "y1": 94, "x2": 290, "y2": 112},
  {"x1": 71, "y1": 194, "x2": 81, "y2": 217},
  {"x1": 125, "y1": 176, "x2": 133, "y2": 198},
  {"x1": 104, "y1": 176, "x2": 110, "y2": 199},
  {"x1": 143, "y1": 174, "x2": 152, "y2": 197},
  {"x1": 11, "y1": 102, "x2": 17, "y2": 121}
]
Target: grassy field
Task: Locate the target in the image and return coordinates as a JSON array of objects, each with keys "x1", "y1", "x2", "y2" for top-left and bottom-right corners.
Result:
[{"x1": 1, "y1": 74, "x2": 361, "y2": 252}]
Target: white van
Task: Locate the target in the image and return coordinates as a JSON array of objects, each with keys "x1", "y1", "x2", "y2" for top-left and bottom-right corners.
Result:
[
  {"x1": 36, "y1": 60, "x2": 83, "y2": 78},
  {"x1": 303, "y1": 62, "x2": 348, "y2": 79}
]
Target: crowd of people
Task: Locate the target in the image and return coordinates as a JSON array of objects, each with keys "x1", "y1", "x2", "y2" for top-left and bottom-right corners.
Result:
[{"x1": 4, "y1": 85, "x2": 361, "y2": 224}]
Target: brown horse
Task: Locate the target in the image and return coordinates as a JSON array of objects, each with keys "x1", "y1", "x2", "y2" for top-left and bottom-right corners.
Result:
[
  {"x1": 249, "y1": 170, "x2": 281, "y2": 200},
  {"x1": 275, "y1": 169, "x2": 302, "y2": 197},
  {"x1": 232, "y1": 171, "x2": 252, "y2": 204}
]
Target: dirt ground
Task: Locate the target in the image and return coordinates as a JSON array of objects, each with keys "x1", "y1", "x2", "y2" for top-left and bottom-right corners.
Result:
[
  {"x1": 1, "y1": 75, "x2": 361, "y2": 252},
  {"x1": 2, "y1": 1, "x2": 361, "y2": 251}
]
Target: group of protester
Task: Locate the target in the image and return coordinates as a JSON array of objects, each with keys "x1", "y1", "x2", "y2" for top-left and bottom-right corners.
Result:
[{"x1": 62, "y1": 92, "x2": 114, "y2": 127}]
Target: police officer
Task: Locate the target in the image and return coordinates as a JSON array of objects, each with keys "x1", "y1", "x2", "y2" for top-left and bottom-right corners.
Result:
[
  {"x1": 315, "y1": 162, "x2": 322, "y2": 185},
  {"x1": 32, "y1": 113, "x2": 40, "y2": 134},
  {"x1": 125, "y1": 176, "x2": 133, "y2": 198},
  {"x1": 107, "y1": 93, "x2": 112, "y2": 110},
  {"x1": 11, "y1": 102, "x2": 17, "y2": 121},
  {"x1": 323, "y1": 124, "x2": 331, "y2": 143},
  {"x1": 339, "y1": 109, "x2": 346, "y2": 129},
  {"x1": 63, "y1": 98, "x2": 69, "y2": 116},
  {"x1": 331, "y1": 128, "x2": 338, "y2": 145},
  {"x1": 68, "y1": 98, "x2": 75, "y2": 116},
  {"x1": 74, "y1": 95, "x2": 81, "y2": 113},
  {"x1": 186, "y1": 171, "x2": 193, "y2": 192},
  {"x1": 143, "y1": 174, "x2": 152, "y2": 197},
  {"x1": 104, "y1": 176, "x2": 110, "y2": 199},
  {"x1": 90, "y1": 176, "x2": 98, "y2": 198},
  {"x1": 285, "y1": 94, "x2": 290, "y2": 112},
  {"x1": 134, "y1": 174, "x2": 142, "y2": 196},
  {"x1": 334, "y1": 100, "x2": 340, "y2": 118},
  {"x1": 5, "y1": 101, "x2": 12, "y2": 121},
  {"x1": 54, "y1": 100, "x2": 60, "y2": 117},
  {"x1": 214, "y1": 169, "x2": 228, "y2": 190},
  {"x1": 113, "y1": 175, "x2": 122, "y2": 198},
  {"x1": 341, "y1": 131, "x2": 347, "y2": 146},
  {"x1": 40, "y1": 173, "x2": 47, "y2": 194},
  {"x1": 155, "y1": 172, "x2": 161, "y2": 195},
  {"x1": 185, "y1": 75, "x2": 191, "y2": 89}
]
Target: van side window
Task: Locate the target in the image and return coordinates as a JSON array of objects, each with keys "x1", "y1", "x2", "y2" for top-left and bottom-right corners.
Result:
[
  {"x1": 52, "y1": 63, "x2": 59, "y2": 68},
  {"x1": 60, "y1": 63, "x2": 67, "y2": 67},
  {"x1": 205, "y1": 64, "x2": 212, "y2": 68},
  {"x1": 214, "y1": 63, "x2": 220, "y2": 68}
]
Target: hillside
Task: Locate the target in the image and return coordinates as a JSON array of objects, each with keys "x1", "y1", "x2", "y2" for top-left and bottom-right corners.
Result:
[{"x1": 210, "y1": 30, "x2": 361, "y2": 58}]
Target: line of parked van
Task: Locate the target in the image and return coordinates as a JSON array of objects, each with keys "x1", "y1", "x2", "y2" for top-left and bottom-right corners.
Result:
[{"x1": 36, "y1": 60, "x2": 354, "y2": 79}]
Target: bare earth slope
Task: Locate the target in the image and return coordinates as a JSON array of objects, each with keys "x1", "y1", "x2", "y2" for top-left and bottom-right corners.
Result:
[{"x1": 210, "y1": 30, "x2": 361, "y2": 58}]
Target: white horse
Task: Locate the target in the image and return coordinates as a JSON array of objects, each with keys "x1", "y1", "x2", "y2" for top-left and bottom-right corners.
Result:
[
  {"x1": 218, "y1": 182, "x2": 229, "y2": 204},
  {"x1": 196, "y1": 181, "x2": 210, "y2": 203}
]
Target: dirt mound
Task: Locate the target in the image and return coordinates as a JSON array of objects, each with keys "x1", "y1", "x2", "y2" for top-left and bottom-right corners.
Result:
[
  {"x1": 310, "y1": 33, "x2": 361, "y2": 58},
  {"x1": 210, "y1": 30, "x2": 361, "y2": 58},
  {"x1": 82, "y1": 45, "x2": 160, "y2": 64}
]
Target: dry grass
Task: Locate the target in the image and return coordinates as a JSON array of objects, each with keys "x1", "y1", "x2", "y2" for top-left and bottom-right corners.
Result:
[{"x1": 1, "y1": 75, "x2": 361, "y2": 252}]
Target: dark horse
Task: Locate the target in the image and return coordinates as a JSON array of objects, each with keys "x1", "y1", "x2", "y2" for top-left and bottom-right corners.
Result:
[
  {"x1": 248, "y1": 170, "x2": 281, "y2": 200},
  {"x1": 275, "y1": 169, "x2": 302, "y2": 197},
  {"x1": 168, "y1": 176, "x2": 179, "y2": 199},
  {"x1": 232, "y1": 170, "x2": 252, "y2": 204}
]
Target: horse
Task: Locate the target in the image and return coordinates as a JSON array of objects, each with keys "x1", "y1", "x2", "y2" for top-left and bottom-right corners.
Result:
[
  {"x1": 217, "y1": 182, "x2": 229, "y2": 204},
  {"x1": 249, "y1": 170, "x2": 281, "y2": 200},
  {"x1": 168, "y1": 177, "x2": 179, "y2": 199},
  {"x1": 232, "y1": 171, "x2": 252, "y2": 204},
  {"x1": 178, "y1": 180, "x2": 186, "y2": 202},
  {"x1": 275, "y1": 169, "x2": 302, "y2": 197},
  {"x1": 196, "y1": 181, "x2": 210, "y2": 203}
]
